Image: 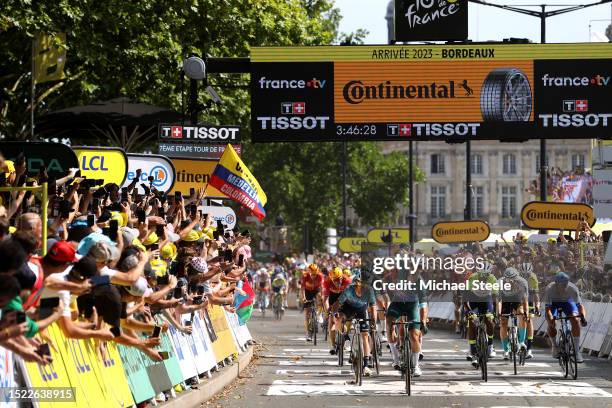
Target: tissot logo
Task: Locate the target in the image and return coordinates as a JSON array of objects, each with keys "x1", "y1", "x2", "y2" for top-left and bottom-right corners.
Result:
[
  {"x1": 258, "y1": 77, "x2": 326, "y2": 89},
  {"x1": 256, "y1": 116, "x2": 330, "y2": 130},
  {"x1": 387, "y1": 122, "x2": 479, "y2": 136},
  {"x1": 539, "y1": 113, "x2": 612, "y2": 127},
  {"x1": 160, "y1": 125, "x2": 240, "y2": 141},
  {"x1": 280, "y1": 102, "x2": 306, "y2": 115},
  {"x1": 541, "y1": 74, "x2": 610, "y2": 87},
  {"x1": 342, "y1": 80, "x2": 463, "y2": 104}
]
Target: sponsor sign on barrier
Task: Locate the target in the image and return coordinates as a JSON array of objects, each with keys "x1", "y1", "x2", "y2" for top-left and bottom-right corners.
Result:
[
  {"x1": 207, "y1": 305, "x2": 239, "y2": 362},
  {"x1": 338, "y1": 237, "x2": 368, "y2": 253},
  {"x1": 171, "y1": 158, "x2": 226, "y2": 198},
  {"x1": 198, "y1": 205, "x2": 237, "y2": 229},
  {"x1": 520, "y1": 201, "x2": 595, "y2": 230},
  {"x1": 73, "y1": 146, "x2": 128, "y2": 186},
  {"x1": 166, "y1": 323, "x2": 199, "y2": 382},
  {"x1": 190, "y1": 312, "x2": 218, "y2": 373},
  {"x1": 367, "y1": 228, "x2": 410, "y2": 244},
  {"x1": 432, "y1": 220, "x2": 490, "y2": 243},
  {"x1": 0, "y1": 141, "x2": 79, "y2": 178},
  {"x1": 123, "y1": 153, "x2": 176, "y2": 194}
]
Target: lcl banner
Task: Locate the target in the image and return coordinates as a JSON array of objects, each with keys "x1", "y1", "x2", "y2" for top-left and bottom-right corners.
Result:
[
  {"x1": 122, "y1": 153, "x2": 176, "y2": 194},
  {"x1": 73, "y1": 146, "x2": 128, "y2": 186},
  {"x1": 250, "y1": 44, "x2": 612, "y2": 142}
]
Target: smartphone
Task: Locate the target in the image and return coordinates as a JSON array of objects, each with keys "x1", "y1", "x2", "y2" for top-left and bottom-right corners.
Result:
[
  {"x1": 157, "y1": 275, "x2": 169, "y2": 285},
  {"x1": 213, "y1": 230, "x2": 220, "y2": 240},
  {"x1": 109, "y1": 219, "x2": 119, "y2": 241},
  {"x1": 40, "y1": 297, "x2": 60, "y2": 309},
  {"x1": 217, "y1": 220, "x2": 224, "y2": 232},
  {"x1": 173, "y1": 287, "x2": 183, "y2": 298},
  {"x1": 15, "y1": 311, "x2": 27, "y2": 324},
  {"x1": 87, "y1": 214, "x2": 95, "y2": 227},
  {"x1": 202, "y1": 213, "x2": 208, "y2": 222},
  {"x1": 110, "y1": 326, "x2": 122, "y2": 338},
  {"x1": 136, "y1": 209, "x2": 146, "y2": 224},
  {"x1": 158, "y1": 207, "x2": 165, "y2": 218},
  {"x1": 149, "y1": 243, "x2": 159, "y2": 251},
  {"x1": 224, "y1": 249, "x2": 233, "y2": 262},
  {"x1": 93, "y1": 186, "x2": 107, "y2": 199},
  {"x1": 155, "y1": 224, "x2": 165, "y2": 238},
  {"x1": 189, "y1": 188, "x2": 195, "y2": 197},
  {"x1": 121, "y1": 188, "x2": 128, "y2": 202},
  {"x1": 192, "y1": 296, "x2": 203, "y2": 305},
  {"x1": 90, "y1": 275, "x2": 111, "y2": 286},
  {"x1": 140, "y1": 184, "x2": 151, "y2": 195},
  {"x1": 159, "y1": 351, "x2": 170, "y2": 360},
  {"x1": 197, "y1": 285, "x2": 205, "y2": 296},
  {"x1": 183, "y1": 319, "x2": 192, "y2": 327},
  {"x1": 174, "y1": 191, "x2": 182, "y2": 201},
  {"x1": 36, "y1": 343, "x2": 51, "y2": 358},
  {"x1": 238, "y1": 254, "x2": 245, "y2": 267},
  {"x1": 189, "y1": 203, "x2": 197, "y2": 215},
  {"x1": 148, "y1": 175, "x2": 155, "y2": 183},
  {"x1": 151, "y1": 325, "x2": 161, "y2": 338}
]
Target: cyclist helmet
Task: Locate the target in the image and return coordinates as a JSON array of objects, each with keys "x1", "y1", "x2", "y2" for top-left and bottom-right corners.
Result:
[
  {"x1": 329, "y1": 267, "x2": 343, "y2": 279},
  {"x1": 503, "y1": 267, "x2": 519, "y2": 279},
  {"x1": 555, "y1": 271, "x2": 570, "y2": 283},
  {"x1": 518, "y1": 262, "x2": 534, "y2": 275},
  {"x1": 478, "y1": 261, "x2": 494, "y2": 276},
  {"x1": 307, "y1": 264, "x2": 319, "y2": 274}
]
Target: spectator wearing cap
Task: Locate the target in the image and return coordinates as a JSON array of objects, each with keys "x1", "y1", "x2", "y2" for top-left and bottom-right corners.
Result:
[{"x1": 89, "y1": 241, "x2": 150, "y2": 287}]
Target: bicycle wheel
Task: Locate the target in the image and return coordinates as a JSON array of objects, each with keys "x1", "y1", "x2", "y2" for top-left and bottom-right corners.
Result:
[
  {"x1": 337, "y1": 329, "x2": 344, "y2": 367},
  {"x1": 351, "y1": 331, "x2": 363, "y2": 385},
  {"x1": 312, "y1": 309, "x2": 318, "y2": 346},
  {"x1": 559, "y1": 334, "x2": 569, "y2": 378},
  {"x1": 403, "y1": 331, "x2": 411, "y2": 395},
  {"x1": 371, "y1": 330, "x2": 380, "y2": 375},
  {"x1": 478, "y1": 329, "x2": 488, "y2": 382},
  {"x1": 567, "y1": 332, "x2": 578, "y2": 380}
]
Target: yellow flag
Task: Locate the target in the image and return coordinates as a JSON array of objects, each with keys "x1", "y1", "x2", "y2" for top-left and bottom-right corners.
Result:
[{"x1": 33, "y1": 33, "x2": 67, "y2": 84}]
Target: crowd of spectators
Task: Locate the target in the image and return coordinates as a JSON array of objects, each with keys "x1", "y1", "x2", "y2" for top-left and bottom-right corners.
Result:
[{"x1": 0, "y1": 152, "x2": 253, "y2": 366}]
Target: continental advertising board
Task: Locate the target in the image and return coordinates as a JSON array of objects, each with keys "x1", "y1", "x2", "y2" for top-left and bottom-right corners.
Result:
[{"x1": 250, "y1": 44, "x2": 612, "y2": 142}]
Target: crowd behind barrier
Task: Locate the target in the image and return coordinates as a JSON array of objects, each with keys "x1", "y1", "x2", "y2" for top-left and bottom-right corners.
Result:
[{"x1": 0, "y1": 150, "x2": 256, "y2": 407}]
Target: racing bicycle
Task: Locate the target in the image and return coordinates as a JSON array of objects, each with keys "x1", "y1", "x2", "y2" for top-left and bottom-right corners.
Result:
[
  {"x1": 469, "y1": 313, "x2": 490, "y2": 382},
  {"x1": 554, "y1": 309, "x2": 579, "y2": 380},
  {"x1": 501, "y1": 311, "x2": 527, "y2": 375},
  {"x1": 392, "y1": 320, "x2": 421, "y2": 395}
]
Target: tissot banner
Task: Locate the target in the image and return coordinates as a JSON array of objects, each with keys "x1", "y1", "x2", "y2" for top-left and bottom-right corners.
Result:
[
  {"x1": 250, "y1": 44, "x2": 612, "y2": 142},
  {"x1": 394, "y1": 0, "x2": 468, "y2": 42}
]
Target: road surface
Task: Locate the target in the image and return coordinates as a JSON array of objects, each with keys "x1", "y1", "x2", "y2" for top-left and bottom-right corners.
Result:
[{"x1": 214, "y1": 309, "x2": 612, "y2": 408}]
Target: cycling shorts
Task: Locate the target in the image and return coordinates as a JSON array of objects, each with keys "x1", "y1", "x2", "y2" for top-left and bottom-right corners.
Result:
[
  {"x1": 387, "y1": 301, "x2": 419, "y2": 322},
  {"x1": 467, "y1": 301, "x2": 493, "y2": 316},
  {"x1": 272, "y1": 286, "x2": 284, "y2": 294},
  {"x1": 339, "y1": 304, "x2": 369, "y2": 332},
  {"x1": 548, "y1": 301, "x2": 579, "y2": 318},
  {"x1": 501, "y1": 302, "x2": 523, "y2": 315},
  {"x1": 328, "y1": 292, "x2": 341, "y2": 306},
  {"x1": 305, "y1": 289, "x2": 319, "y2": 301}
]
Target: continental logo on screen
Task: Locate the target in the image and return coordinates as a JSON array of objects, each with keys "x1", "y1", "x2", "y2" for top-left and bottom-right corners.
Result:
[
  {"x1": 334, "y1": 60, "x2": 534, "y2": 123},
  {"x1": 520, "y1": 202, "x2": 595, "y2": 230},
  {"x1": 342, "y1": 80, "x2": 471, "y2": 104}
]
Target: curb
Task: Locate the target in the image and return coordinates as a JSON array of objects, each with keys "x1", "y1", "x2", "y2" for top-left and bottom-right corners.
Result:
[{"x1": 162, "y1": 346, "x2": 254, "y2": 408}]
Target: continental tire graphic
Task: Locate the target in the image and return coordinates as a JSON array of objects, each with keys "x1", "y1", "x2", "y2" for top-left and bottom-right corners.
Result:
[{"x1": 480, "y1": 68, "x2": 532, "y2": 122}]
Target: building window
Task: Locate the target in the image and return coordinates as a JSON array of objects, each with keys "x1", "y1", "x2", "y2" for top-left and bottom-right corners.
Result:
[
  {"x1": 431, "y1": 154, "x2": 445, "y2": 174},
  {"x1": 501, "y1": 186, "x2": 517, "y2": 218},
  {"x1": 471, "y1": 186, "x2": 484, "y2": 218},
  {"x1": 471, "y1": 154, "x2": 483, "y2": 175},
  {"x1": 535, "y1": 155, "x2": 549, "y2": 173},
  {"x1": 571, "y1": 154, "x2": 585, "y2": 170},
  {"x1": 502, "y1": 153, "x2": 516, "y2": 175},
  {"x1": 431, "y1": 186, "x2": 446, "y2": 218}
]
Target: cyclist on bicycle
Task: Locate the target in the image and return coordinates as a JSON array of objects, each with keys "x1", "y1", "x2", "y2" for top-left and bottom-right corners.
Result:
[
  {"x1": 300, "y1": 263, "x2": 324, "y2": 341},
  {"x1": 543, "y1": 272, "x2": 588, "y2": 362},
  {"x1": 337, "y1": 270, "x2": 376, "y2": 377},
  {"x1": 496, "y1": 267, "x2": 529, "y2": 360},
  {"x1": 254, "y1": 267, "x2": 271, "y2": 309},
  {"x1": 323, "y1": 267, "x2": 351, "y2": 355},
  {"x1": 518, "y1": 261, "x2": 540, "y2": 359},
  {"x1": 385, "y1": 266, "x2": 427, "y2": 377},
  {"x1": 465, "y1": 261, "x2": 498, "y2": 365},
  {"x1": 271, "y1": 271, "x2": 288, "y2": 312}
]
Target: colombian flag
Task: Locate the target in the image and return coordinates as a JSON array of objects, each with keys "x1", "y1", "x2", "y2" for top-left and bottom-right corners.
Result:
[{"x1": 210, "y1": 144, "x2": 267, "y2": 220}]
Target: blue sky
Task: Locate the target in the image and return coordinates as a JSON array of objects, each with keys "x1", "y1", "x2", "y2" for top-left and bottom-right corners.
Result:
[{"x1": 335, "y1": 0, "x2": 612, "y2": 43}]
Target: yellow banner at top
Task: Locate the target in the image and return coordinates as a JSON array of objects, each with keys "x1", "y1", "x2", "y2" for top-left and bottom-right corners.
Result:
[{"x1": 251, "y1": 43, "x2": 612, "y2": 62}]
